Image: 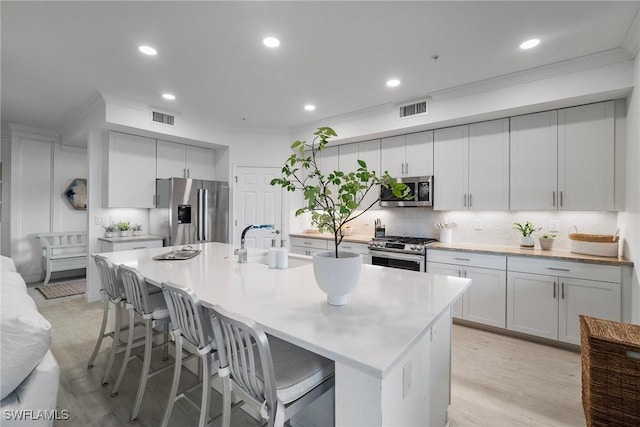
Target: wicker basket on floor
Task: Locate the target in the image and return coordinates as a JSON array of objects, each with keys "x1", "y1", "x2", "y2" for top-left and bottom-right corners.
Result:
[{"x1": 580, "y1": 315, "x2": 640, "y2": 426}]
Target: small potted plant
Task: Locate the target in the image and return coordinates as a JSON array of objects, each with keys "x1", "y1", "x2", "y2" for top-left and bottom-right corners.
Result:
[
  {"x1": 103, "y1": 224, "x2": 116, "y2": 238},
  {"x1": 116, "y1": 221, "x2": 132, "y2": 237},
  {"x1": 132, "y1": 224, "x2": 143, "y2": 236},
  {"x1": 539, "y1": 233, "x2": 557, "y2": 250},
  {"x1": 513, "y1": 221, "x2": 540, "y2": 248}
]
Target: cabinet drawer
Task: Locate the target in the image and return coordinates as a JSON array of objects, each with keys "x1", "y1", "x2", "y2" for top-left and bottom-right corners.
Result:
[
  {"x1": 507, "y1": 256, "x2": 621, "y2": 283},
  {"x1": 338, "y1": 241, "x2": 369, "y2": 255},
  {"x1": 427, "y1": 249, "x2": 506, "y2": 270},
  {"x1": 290, "y1": 237, "x2": 328, "y2": 250},
  {"x1": 110, "y1": 239, "x2": 164, "y2": 252}
]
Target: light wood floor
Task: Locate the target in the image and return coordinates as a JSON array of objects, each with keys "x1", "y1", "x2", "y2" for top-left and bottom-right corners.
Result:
[{"x1": 29, "y1": 284, "x2": 585, "y2": 426}]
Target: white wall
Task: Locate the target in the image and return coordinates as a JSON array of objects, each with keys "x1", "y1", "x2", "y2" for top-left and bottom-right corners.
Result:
[
  {"x1": 618, "y1": 49, "x2": 640, "y2": 323},
  {"x1": 53, "y1": 145, "x2": 88, "y2": 231}
]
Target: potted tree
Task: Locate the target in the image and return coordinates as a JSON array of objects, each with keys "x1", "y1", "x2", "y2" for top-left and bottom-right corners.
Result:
[
  {"x1": 513, "y1": 221, "x2": 540, "y2": 248},
  {"x1": 271, "y1": 127, "x2": 410, "y2": 305}
]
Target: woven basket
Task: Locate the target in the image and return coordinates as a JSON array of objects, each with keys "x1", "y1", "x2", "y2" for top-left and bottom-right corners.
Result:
[
  {"x1": 580, "y1": 315, "x2": 640, "y2": 426},
  {"x1": 569, "y1": 226, "x2": 619, "y2": 257}
]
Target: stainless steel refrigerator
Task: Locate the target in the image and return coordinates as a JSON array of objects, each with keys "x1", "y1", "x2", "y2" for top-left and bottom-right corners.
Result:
[{"x1": 150, "y1": 178, "x2": 229, "y2": 246}]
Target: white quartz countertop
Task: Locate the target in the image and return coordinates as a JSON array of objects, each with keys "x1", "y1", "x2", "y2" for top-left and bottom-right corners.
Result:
[
  {"x1": 95, "y1": 242, "x2": 469, "y2": 378},
  {"x1": 98, "y1": 234, "x2": 164, "y2": 243}
]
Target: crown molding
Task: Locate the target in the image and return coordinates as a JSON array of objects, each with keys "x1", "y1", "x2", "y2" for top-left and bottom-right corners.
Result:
[
  {"x1": 429, "y1": 48, "x2": 631, "y2": 102},
  {"x1": 1, "y1": 123, "x2": 59, "y2": 142},
  {"x1": 622, "y1": 8, "x2": 640, "y2": 59}
]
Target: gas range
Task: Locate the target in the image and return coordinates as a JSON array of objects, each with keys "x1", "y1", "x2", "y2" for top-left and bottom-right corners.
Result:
[{"x1": 368, "y1": 236, "x2": 438, "y2": 255}]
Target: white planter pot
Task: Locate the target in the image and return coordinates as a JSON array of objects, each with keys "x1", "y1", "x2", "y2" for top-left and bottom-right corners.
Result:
[
  {"x1": 104, "y1": 231, "x2": 113, "y2": 238},
  {"x1": 120, "y1": 230, "x2": 131, "y2": 237},
  {"x1": 520, "y1": 235, "x2": 535, "y2": 248},
  {"x1": 539, "y1": 237, "x2": 555, "y2": 250},
  {"x1": 133, "y1": 230, "x2": 142, "y2": 236},
  {"x1": 312, "y1": 251, "x2": 362, "y2": 306}
]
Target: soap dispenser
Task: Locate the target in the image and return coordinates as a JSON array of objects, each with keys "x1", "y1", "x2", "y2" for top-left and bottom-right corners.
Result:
[
  {"x1": 267, "y1": 239, "x2": 278, "y2": 269},
  {"x1": 277, "y1": 239, "x2": 288, "y2": 269}
]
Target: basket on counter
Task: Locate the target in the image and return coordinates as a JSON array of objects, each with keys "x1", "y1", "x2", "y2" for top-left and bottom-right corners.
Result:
[{"x1": 568, "y1": 226, "x2": 619, "y2": 257}]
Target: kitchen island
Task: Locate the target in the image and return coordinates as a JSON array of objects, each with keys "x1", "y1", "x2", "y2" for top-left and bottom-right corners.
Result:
[{"x1": 96, "y1": 242, "x2": 470, "y2": 426}]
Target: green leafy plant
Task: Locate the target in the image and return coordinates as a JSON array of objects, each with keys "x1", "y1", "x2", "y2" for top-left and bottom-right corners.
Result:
[
  {"x1": 116, "y1": 221, "x2": 131, "y2": 231},
  {"x1": 541, "y1": 233, "x2": 557, "y2": 239},
  {"x1": 271, "y1": 127, "x2": 411, "y2": 258},
  {"x1": 513, "y1": 221, "x2": 540, "y2": 237}
]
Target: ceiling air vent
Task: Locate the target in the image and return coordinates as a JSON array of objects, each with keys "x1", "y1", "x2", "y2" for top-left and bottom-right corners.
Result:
[
  {"x1": 152, "y1": 110, "x2": 175, "y2": 126},
  {"x1": 399, "y1": 100, "x2": 428, "y2": 118}
]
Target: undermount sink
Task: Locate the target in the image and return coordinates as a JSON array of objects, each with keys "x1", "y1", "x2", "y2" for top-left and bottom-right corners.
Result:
[{"x1": 240, "y1": 252, "x2": 311, "y2": 269}]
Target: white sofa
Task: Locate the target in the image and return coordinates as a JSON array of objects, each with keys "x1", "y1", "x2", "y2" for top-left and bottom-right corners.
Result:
[{"x1": 1, "y1": 255, "x2": 60, "y2": 426}]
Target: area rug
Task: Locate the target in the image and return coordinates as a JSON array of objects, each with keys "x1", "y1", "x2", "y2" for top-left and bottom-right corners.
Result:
[{"x1": 36, "y1": 279, "x2": 86, "y2": 299}]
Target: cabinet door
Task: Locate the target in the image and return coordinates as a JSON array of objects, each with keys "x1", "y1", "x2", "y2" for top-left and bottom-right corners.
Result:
[
  {"x1": 510, "y1": 111, "x2": 558, "y2": 210},
  {"x1": 427, "y1": 262, "x2": 463, "y2": 319},
  {"x1": 405, "y1": 131, "x2": 433, "y2": 176},
  {"x1": 105, "y1": 132, "x2": 156, "y2": 208},
  {"x1": 339, "y1": 143, "x2": 359, "y2": 174},
  {"x1": 558, "y1": 278, "x2": 621, "y2": 345},
  {"x1": 434, "y1": 125, "x2": 468, "y2": 210},
  {"x1": 185, "y1": 145, "x2": 214, "y2": 180},
  {"x1": 506, "y1": 271, "x2": 558, "y2": 340},
  {"x1": 156, "y1": 140, "x2": 186, "y2": 179},
  {"x1": 463, "y1": 266, "x2": 507, "y2": 328},
  {"x1": 558, "y1": 101, "x2": 614, "y2": 211},
  {"x1": 381, "y1": 135, "x2": 405, "y2": 177},
  {"x1": 429, "y1": 309, "x2": 452, "y2": 427},
  {"x1": 468, "y1": 119, "x2": 510, "y2": 210},
  {"x1": 358, "y1": 139, "x2": 381, "y2": 210}
]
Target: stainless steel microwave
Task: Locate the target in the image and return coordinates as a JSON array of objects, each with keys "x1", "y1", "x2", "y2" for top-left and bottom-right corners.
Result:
[{"x1": 379, "y1": 176, "x2": 433, "y2": 207}]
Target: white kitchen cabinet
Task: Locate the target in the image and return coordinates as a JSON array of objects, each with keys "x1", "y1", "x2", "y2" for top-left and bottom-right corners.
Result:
[
  {"x1": 510, "y1": 111, "x2": 558, "y2": 211},
  {"x1": 558, "y1": 101, "x2": 614, "y2": 211},
  {"x1": 427, "y1": 250, "x2": 507, "y2": 328},
  {"x1": 381, "y1": 131, "x2": 433, "y2": 178},
  {"x1": 290, "y1": 237, "x2": 372, "y2": 264},
  {"x1": 99, "y1": 237, "x2": 164, "y2": 252},
  {"x1": 429, "y1": 308, "x2": 452, "y2": 427},
  {"x1": 434, "y1": 119, "x2": 509, "y2": 211},
  {"x1": 157, "y1": 140, "x2": 215, "y2": 180},
  {"x1": 339, "y1": 139, "x2": 381, "y2": 210},
  {"x1": 507, "y1": 257, "x2": 621, "y2": 344},
  {"x1": 103, "y1": 131, "x2": 157, "y2": 208},
  {"x1": 337, "y1": 241, "x2": 372, "y2": 264},
  {"x1": 510, "y1": 101, "x2": 615, "y2": 211}
]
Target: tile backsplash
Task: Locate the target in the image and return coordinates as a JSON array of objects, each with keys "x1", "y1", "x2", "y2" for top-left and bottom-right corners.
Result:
[{"x1": 294, "y1": 208, "x2": 619, "y2": 251}]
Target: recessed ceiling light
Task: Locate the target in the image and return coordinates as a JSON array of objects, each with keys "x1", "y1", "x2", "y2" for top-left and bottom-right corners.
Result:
[
  {"x1": 263, "y1": 37, "x2": 280, "y2": 48},
  {"x1": 162, "y1": 93, "x2": 176, "y2": 100},
  {"x1": 386, "y1": 79, "x2": 401, "y2": 88},
  {"x1": 304, "y1": 104, "x2": 316, "y2": 111},
  {"x1": 138, "y1": 45, "x2": 157, "y2": 56},
  {"x1": 520, "y1": 39, "x2": 540, "y2": 50}
]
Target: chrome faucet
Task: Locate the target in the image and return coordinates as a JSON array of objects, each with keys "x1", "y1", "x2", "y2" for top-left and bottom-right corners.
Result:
[{"x1": 236, "y1": 224, "x2": 278, "y2": 263}]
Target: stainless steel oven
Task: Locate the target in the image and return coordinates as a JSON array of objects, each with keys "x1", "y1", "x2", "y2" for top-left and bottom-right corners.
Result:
[
  {"x1": 368, "y1": 236, "x2": 436, "y2": 272},
  {"x1": 371, "y1": 251, "x2": 425, "y2": 272}
]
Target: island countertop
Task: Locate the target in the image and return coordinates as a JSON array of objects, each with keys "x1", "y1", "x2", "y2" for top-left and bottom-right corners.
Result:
[{"x1": 95, "y1": 242, "x2": 469, "y2": 379}]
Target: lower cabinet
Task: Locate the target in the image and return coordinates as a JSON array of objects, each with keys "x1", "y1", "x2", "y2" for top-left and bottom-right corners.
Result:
[
  {"x1": 507, "y1": 257, "x2": 621, "y2": 345},
  {"x1": 427, "y1": 250, "x2": 507, "y2": 328},
  {"x1": 99, "y1": 237, "x2": 164, "y2": 253}
]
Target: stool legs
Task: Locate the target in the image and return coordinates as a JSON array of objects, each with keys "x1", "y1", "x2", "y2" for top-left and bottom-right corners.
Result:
[
  {"x1": 87, "y1": 293, "x2": 109, "y2": 369},
  {"x1": 111, "y1": 308, "x2": 135, "y2": 395},
  {"x1": 161, "y1": 333, "x2": 183, "y2": 427},
  {"x1": 130, "y1": 318, "x2": 154, "y2": 422}
]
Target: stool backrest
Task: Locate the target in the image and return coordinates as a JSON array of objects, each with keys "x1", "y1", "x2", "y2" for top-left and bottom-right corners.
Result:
[
  {"x1": 209, "y1": 305, "x2": 277, "y2": 419},
  {"x1": 162, "y1": 281, "x2": 212, "y2": 352},
  {"x1": 94, "y1": 255, "x2": 121, "y2": 300},
  {"x1": 119, "y1": 265, "x2": 152, "y2": 316}
]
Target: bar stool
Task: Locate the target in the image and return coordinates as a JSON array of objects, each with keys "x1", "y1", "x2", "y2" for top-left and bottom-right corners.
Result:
[
  {"x1": 111, "y1": 264, "x2": 172, "y2": 422},
  {"x1": 209, "y1": 304, "x2": 335, "y2": 427},
  {"x1": 87, "y1": 255, "x2": 127, "y2": 386},
  {"x1": 161, "y1": 281, "x2": 219, "y2": 427}
]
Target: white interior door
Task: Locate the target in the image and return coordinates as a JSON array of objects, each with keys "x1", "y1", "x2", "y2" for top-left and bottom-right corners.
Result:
[{"x1": 234, "y1": 166, "x2": 282, "y2": 249}]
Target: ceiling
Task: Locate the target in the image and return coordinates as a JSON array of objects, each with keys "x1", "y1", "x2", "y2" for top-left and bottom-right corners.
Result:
[{"x1": 2, "y1": 1, "x2": 639, "y2": 134}]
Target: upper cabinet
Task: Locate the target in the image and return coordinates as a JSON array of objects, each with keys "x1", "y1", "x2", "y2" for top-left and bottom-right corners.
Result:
[
  {"x1": 103, "y1": 131, "x2": 157, "y2": 208},
  {"x1": 558, "y1": 101, "x2": 614, "y2": 211},
  {"x1": 157, "y1": 140, "x2": 215, "y2": 180},
  {"x1": 339, "y1": 139, "x2": 381, "y2": 210},
  {"x1": 510, "y1": 101, "x2": 614, "y2": 211},
  {"x1": 434, "y1": 119, "x2": 509, "y2": 211},
  {"x1": 381, "y1": 131, "x2": 433, "y2": 178}
]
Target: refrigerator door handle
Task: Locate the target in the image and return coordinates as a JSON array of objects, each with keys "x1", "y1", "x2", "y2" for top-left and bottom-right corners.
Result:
[
  {"x1": 197, "y1": 188, "x2": 204, "y2": 242},
  {"x1": 202, "y1": 188, "x2": 209, "y2": 242}
]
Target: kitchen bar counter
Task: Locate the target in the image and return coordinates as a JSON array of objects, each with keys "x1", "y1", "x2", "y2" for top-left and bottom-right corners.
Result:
[
  {"x1": 429, "y1": 241, "x2": 633, "y2": 266},
  {"x1": 95, "y1": 242, "x2": 470, "y2": 426}
]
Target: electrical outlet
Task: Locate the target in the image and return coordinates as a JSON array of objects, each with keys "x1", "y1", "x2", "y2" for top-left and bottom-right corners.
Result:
[
  {"x1": 95, "y1": 216, "x2": 106, "y2": 225},
  {"x1": 403, "y1": 360, "x2": 412, "y2": 398},
  {"x1": 473, "y1": 219, "x2": 482, "y2": 230},
  {"x1": 549, "y1": 220, "x2": 560, "y2": 232}
]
